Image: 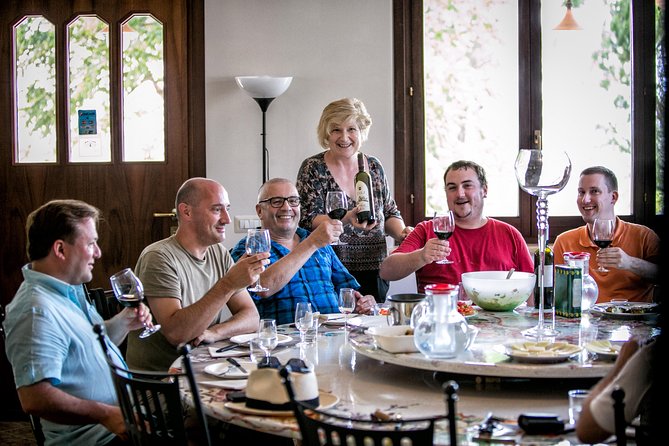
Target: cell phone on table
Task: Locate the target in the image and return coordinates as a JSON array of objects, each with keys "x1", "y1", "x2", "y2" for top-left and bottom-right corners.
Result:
[{"x1": 518, "y1": 413, "x2": 567, "y2": 435}]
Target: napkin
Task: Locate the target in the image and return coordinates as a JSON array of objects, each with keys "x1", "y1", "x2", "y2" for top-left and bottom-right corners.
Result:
[{"x1": 208, "y1": 347, "x2": 249, "y2": 358}]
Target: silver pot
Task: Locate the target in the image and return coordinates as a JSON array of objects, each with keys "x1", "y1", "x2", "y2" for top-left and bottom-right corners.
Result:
[{"x1": 386, "y1": 293, "x2": 426, "y2": 326}]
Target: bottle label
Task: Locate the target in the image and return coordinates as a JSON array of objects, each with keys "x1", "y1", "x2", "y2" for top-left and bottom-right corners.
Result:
[
  {"x1": 355, "y1": 180, "x2": 371, "y2": 212},
  {"x1": 572, "y1": 279, "x2": 582, "y2": 306},
  {"x1": 554, "y1": 265, "x2": 581, "y2": 317},
  {"x1": 543, "y1": 266, "x2": 553, "y2": 287}
]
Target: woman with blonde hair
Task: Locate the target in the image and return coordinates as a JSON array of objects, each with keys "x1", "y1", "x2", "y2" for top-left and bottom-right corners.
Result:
[{"x1": 296, "y1": 98, "x2": 412, "y2": 302}]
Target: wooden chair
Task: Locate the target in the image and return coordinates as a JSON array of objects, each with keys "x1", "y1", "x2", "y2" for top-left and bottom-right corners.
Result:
[
  {"x1": 85, "y1": 285, "x2": 121, "y2": 320},
  {"x1": 612, "y1": 386, "x2": 626, "y2": 446},
  {"x1": 93, "y1": 324, "x2": 211, "y2": 446},
  {"x1": 612, "y1": 385, "x2": 654, "y2": 446},
  {"x1": 280, "y1": 367, "x2": 456, "y2": 446},
  {"x1": 28, "y1": 415, "x2": 45, "y2": 446},
  {"x1": 0, "y1": 302, "x2": 4, "y2": 340},
  {"x1": 443, "y1": 380, "x2": 459, "y2": 446}
]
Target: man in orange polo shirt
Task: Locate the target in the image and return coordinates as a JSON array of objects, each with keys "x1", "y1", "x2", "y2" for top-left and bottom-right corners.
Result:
[{"x1": 553, "y1": 166, "x2": 659, "y2": 302}]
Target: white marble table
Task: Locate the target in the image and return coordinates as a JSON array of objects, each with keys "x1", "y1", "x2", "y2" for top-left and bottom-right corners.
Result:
[
  {"x1": 350, "y1": 306, "x2": 658, "y2": 379},
  {"x1": 179, "y1": 308, "x2": 657, "y2": 444}
]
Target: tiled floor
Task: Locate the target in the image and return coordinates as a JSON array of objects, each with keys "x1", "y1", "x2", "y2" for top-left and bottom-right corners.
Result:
[{"x1": 0, "y1": 421, "x2": 38, "y2": 445}]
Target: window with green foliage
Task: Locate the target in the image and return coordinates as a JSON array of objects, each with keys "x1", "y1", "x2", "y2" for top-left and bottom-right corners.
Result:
[
  {"x1": 68, "y1": 16, "x2": 111, "y2": 162},
  {"x1": 14, "y1": 16, "x2": 56, "y2": 163},
  {"x1": 396, "y1": 0, "x2": 664, "y2": 236},
  {"x1": 12, "y1": 13, "x2": 165, "y2": 164},
  {"x1": 122, "y1": 15, "x2": 165, "y2": 162}
]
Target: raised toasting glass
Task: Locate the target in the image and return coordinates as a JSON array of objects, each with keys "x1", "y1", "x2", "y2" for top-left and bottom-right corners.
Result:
[
  {"x1": 109, "y1": 268, "x2": 160, "y2": 338},
  {"x1": 246, "y1": 228, "x2": 271, "y2": 292},
  {"x1": 515, "y1": 148, "x2": 571, "y2": 338},
  {"x1": 432, "y1": 211, "x2": 455, "y2": 264},
  {"x1": 592, "y1": 218, "x2": 615, "y2": 273},
  {"x1": 326, "y1": 191, "x2": 348, "y2": 245}
]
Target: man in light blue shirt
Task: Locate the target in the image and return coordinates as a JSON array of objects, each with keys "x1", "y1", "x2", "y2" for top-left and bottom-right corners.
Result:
[{"x1": 3, "y1": 200, "x2": 153, "y2": 446}]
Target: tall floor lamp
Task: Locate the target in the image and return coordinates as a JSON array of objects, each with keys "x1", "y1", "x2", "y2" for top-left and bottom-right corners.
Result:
[{"x1": 235, "y1": 76, "x2": 293, "y2": 184}]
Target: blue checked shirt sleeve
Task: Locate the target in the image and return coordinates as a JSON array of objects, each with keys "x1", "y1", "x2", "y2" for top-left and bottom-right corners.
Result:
[
  {"x1": 230, "y1": 238, "x2": 247, "y2": 262},
  {"x1": 326, "y1": 245, "x2": 360, "y2": 291}
]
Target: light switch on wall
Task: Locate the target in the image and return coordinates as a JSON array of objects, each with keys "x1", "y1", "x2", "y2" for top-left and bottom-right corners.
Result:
[{"x1": 234, "y1": 215, "x2": 261, "y2": 233}]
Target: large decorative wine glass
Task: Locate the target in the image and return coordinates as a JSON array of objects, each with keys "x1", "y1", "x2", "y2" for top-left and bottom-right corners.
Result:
[
  {"x1": 109, "y1": 268, "x2": 160, "y2": 339},
  {"x1": 515, "y1": 149, "x2": 571, "y2": 338},
  {"x1": 432, "y1": 211, "x2": 455, "y2": 264},
  {"x1": 338, "y1": 288, "x2": 356, "y2": 332},
  {"x1": 592, "y1": 218, "x2": 615, "y2": 273},
  {"x1": 257, "y1": 319, "x2": 278, "y2": 359},
  {"x1": 326, "y1": 191, "x2": 348, "y2": 245},
  {"x1": 246, "y1": 228, "x2": 271, "y2": 292},
  {"x1": 295, "y1": 302, "x2": 314, "y2": 347}
]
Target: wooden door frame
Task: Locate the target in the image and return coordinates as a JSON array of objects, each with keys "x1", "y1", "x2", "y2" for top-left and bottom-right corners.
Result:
[{"x1": 0, "y1": 0, "x2": 205, "y2": 421}]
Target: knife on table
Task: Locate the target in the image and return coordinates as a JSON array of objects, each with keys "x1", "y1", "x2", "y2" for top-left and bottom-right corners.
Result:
[
  {"x1": 226, "y1": 357, "x2": 248, "y2": 374},
  {"x1": 216, "y1": 344, "x2": 240, "y2": 353}
]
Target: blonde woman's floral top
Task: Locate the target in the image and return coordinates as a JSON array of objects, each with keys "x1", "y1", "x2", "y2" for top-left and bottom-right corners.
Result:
[{"x1": 296, "y1": 152, "x2": 403, "y2": 271}]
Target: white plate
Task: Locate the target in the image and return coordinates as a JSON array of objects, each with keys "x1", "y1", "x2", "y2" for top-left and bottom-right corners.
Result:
[
  {"x1": 585, "y1": 340, "x2": 625, "y2": 360},
  {"x1": 504, "y1": 341, "x2": 582, "y2": 364},
  {"x1": 322, "y1": 314, "x2": 387, "y2": 328},
  {"x1": 203, "y1": 361, "x2": 258, "y2": 379},
  {"x1": 590, "y1": 303, "x2": 658, "y2": 320},
  {"x1": 224, "y1": 392, "x2": 339, "y2": 416},
  {"x1": 229, "y1": 333, "x2": 293, "y2": 345},
  {"x1": 321, "y1": 313, "x2": 355, "y2": 327},
  {"x1": 349, "y1": 315, "x2": 389, "y2": 328},
  {"x1": 199, "y1": 380, "x2": 248, "y2": 390}
]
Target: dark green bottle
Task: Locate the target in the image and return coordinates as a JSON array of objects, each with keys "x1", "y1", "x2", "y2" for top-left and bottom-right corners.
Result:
[
  {"x1": 534, "y1": 245, "x2": 554, "y2": 309},
  {"x1": 354, "y1": 152, "x2": 376, "y2": 224}
]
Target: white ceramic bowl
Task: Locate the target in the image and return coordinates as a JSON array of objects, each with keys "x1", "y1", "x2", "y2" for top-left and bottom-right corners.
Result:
[
  {"x1": 367, "y1": 325, "x2": 418, "y2": 353},
  {"x1": 461, "y1": 271, "x2": 535, "y2": 311}
]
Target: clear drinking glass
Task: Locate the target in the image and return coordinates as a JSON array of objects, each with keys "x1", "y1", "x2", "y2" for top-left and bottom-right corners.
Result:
[
  {"x1": 592, "y1": 218, "x2": 615, "y2": 273},
  {"x1": 338, "y1": 288, "x2": 356, "y2": 331},
  {"x1": 257, "y1": 319, "x2": 278, "y2": 359},
  {"x1": 432, "y1": 211, "x2": 455, "y2": 264},
  {"x1": 109, "y1": 268, "x2": 160, "y2": 338},
  {"x1": 295, "y1": 302, "x2": 314, "y2": 346},
  {"x1": 568, "y1": 389, "x2": 590, "y2": 424},
  {"x1": 246, "y1": 228, "x2": 271, "y2": 292},
  {"x1": 325, "y1": 191, "x2": 348, "y2": 245}
]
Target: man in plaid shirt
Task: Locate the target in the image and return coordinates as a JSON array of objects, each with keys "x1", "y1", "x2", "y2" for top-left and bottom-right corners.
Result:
[{"x1": 231, "y1": 178, "x2": 376, "y2": 325}]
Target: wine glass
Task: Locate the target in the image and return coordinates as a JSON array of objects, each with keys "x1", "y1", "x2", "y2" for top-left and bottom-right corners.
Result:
[
  {"x1": 515, "y1": 149, "x2": 571, "y2": 338},
  {"x1": 257, "y1": 319, "x2": 278, "y2": 359},
  {"x1": 295, "y1": 302, "x2": 314, "y2": 347},
  {"x1": 109, "y1": 268, "x2": 160, "y2": 339},
  {"x1": 432, "y1": 211, "x2": 455, "y2": 264},
  {"x1": 246, "y1": 228, "x2": 271, "y2": 292},
  {"x1": 325, "y1": 191, "x2": 348, "y2": 245},
  {"x1": 592, "y1": 218, "x2": 615, "y2": 273},
  {"x1": 338, "y1": 288, "x2": 356, "y2": 331}
]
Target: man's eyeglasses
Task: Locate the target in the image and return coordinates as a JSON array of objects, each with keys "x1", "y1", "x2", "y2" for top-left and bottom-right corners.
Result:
[{"x1": 258, "y1": 196, "x2": 301, "y2": 208}]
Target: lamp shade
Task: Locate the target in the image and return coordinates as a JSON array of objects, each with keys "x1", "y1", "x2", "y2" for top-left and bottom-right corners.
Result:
[
  {"x1": 235, "y1": 76, "x2": 293, "y2": 98},
  {"x1": 553, "y1": 0, "x2": 582, "y2": 31},
  {"x1": 553, "y1": 8, "x2": 582, "y2": 30}
]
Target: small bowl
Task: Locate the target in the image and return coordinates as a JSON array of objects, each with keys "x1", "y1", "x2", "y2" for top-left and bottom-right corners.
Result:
[
  {"x1": 461, "y1": 271, "x2": 535, "y2": 311},
  {"x1": 367, "y1": 325, "x2": 418, "y2": 353}
]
